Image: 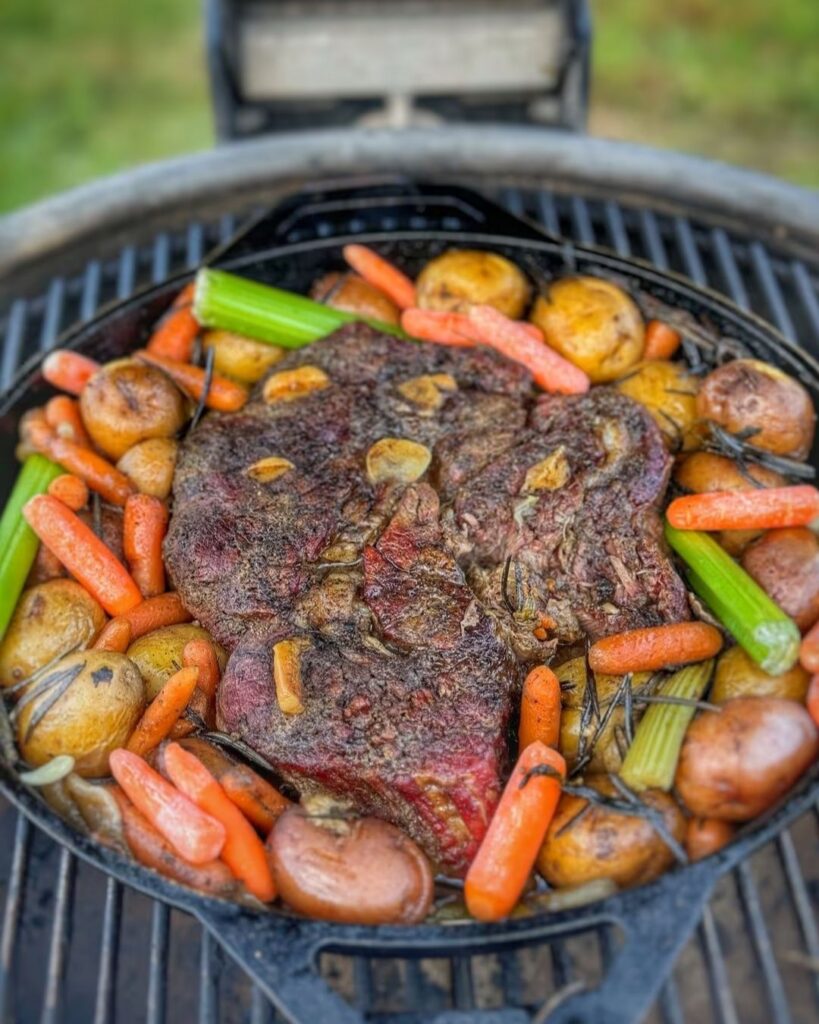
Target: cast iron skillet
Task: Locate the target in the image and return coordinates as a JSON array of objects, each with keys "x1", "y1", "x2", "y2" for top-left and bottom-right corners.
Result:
[{"x1": 1, "y1": 182, "x2": 817, "y2": 1024}]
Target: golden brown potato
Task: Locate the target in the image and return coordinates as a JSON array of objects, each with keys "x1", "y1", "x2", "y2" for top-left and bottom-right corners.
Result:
[
  {"x1": 530, "y1": 276, "x2": 644, "y2": 383},
  {"x1": 616, "y1": 361, "x2": 699, "y2": 449},
  {"x1": 117, "y1": 437, "x2": 178, "y2": 499},
  {"x1": 311, "y1": 272, "x2": 401, "y2": 325},
  {"x1": 536, "y1": 776, "x2": 685, "y2": 889},
  {"x1": 80, "y1": 360, "x2": 187, "y2": 460},
  {"x1": 675, "y1": 697, "x2": 818, "y2": 820},
  {"x1": 202, "y1": 330, "x2": 285, "y2": 384},
  {"x1": 697, "y1": 358, "x2": 816, "y2": 459},
  {"x1": 741, "y1": 528, "x2": 819, "y2": 631},
  {"x1": 416, "y1": 249, "x2": 530, "y2": 319},
  {"x1": 127, "y1": 624, "x2": 227, "y2": 700},
  {"x1": 673, "y1": 452, "x2": 786, "y2": 555},
  {"x1": 17, "y1": 651, "x2": 145, "y2": 776},
  {"x1": 0, "y1": 580, "x2": 106, "y2": 689},
  {"x1": 712, "y1": 645, "x2": 809, "y2": 704},
  {"x1": 267, "y1": 806, "x2": 433, "y2": 924}
]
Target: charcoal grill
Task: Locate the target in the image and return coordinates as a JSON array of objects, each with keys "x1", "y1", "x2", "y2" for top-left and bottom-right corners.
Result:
[{"x1": 0, "y1": 128, "x2": 818, "y2": 1024}]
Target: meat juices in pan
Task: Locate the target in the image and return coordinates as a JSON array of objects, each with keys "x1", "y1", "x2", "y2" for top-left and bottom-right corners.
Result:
[{"x1": 165, "y1": 325, "x2": 688, "y2": 874}]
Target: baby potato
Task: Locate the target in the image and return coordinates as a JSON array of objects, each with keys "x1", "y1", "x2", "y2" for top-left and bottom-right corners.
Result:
[
  {"x1": 415, "y1": 249, "x2": 530, "y2": 319},
  {"x1": 712, "y1": 645, "x2": 809, "y2": 704},
  {"x1": 0, "y1": 580, "x2": 105, "y2": 689},
  {"x1": 267, "y1": 806, "x2": 433, "y2": 924},
  {"x1": 80, "y1": 360, "x2": 187, "y2": 460},
  {"x1": 674, "y1": 451, "x2": 786, "y2": 555},
  {"x1": 675, "y1": 697, "x2": 818, "y2": 820},
  {"x1": 697, "y1": 358, "x2": 816, "y2": 459},
  {"x1": 311, "y1": 272, "x2": 400, "y2": 325},
  {"x1": 127, "y1": 624, "x2": 227, "y2": 699},
  {"x1": 117, "y1": 437, "x2": 178, "y2": 500},
  {"x1": 202, "y1": 330, "x2": 285, "y2": 384},
  {"x1": 530, "y1": 276, "x2": 644, "y2": 383},
  {"x1": 537, "y1": 776, "x2": 685, "y2": 889},
  {"x1": 616, "y1": 361, "x2": 699, "y2": 449},
  {"x1": 17, "y1": 651, "x2": 145, "y2": 777},
  {"x1": 741, "y1": 528, "x2": 819, "y2": 631}
]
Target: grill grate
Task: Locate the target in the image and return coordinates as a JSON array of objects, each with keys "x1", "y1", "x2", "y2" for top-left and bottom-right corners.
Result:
[{"x1": 0, "y1": 185, "x2": 818, "y2": 1024}]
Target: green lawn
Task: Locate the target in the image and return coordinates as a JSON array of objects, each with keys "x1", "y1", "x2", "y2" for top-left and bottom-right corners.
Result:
[{"x1": 0, "y1": 0, "x2": 816, "y2": 214}]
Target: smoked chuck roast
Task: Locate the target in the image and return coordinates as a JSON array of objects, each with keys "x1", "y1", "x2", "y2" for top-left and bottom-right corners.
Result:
[{"x1": 165, "y1": 324, "x2": 688, "y2": 874}]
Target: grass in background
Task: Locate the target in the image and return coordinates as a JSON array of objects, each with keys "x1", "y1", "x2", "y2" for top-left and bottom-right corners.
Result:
[{"x1": 0, "y1": 0, "x2": 817, "y2": 214}]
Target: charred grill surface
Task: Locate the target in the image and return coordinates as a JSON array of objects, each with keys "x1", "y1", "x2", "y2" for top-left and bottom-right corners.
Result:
[{"x1": 165, "y1": 324, "x2": 688, "y2": 873}]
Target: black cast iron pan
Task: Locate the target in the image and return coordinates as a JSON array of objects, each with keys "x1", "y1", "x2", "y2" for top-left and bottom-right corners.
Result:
[{"x1": 1, "y1": 181, "x2": 817, "y2": 1024}]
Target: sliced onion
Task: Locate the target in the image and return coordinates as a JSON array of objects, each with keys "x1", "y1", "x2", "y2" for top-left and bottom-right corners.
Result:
[{"x1": 19, "y1": 755, "x2": 75, "y2": 787}]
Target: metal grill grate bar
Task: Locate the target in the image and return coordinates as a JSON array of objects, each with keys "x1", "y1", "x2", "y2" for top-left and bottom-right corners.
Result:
[
  {"x1": 2, "y1": 301, "x2": 28, "y2": 392},
  {"x1": 0, "y1": 814, "x2": 31, "y2": 1023},
  {"x1": 776, "y1": 830, "x2": 819, "y2": 1011},
  {"x1": 673, "y1": 217, "x2": 707, "y2": 286},
  {"x1": 749, "y1": 242, "x2": 797, "y2": 341},
  {"x1": 709, "y1": 228, "x2": 750, "y2": 311},
  {"x1": 40, "y1": 848, "x2": 76, "y2": 1024},
  {"x1": 146, "y1": 903, "x2": 169, "y2": 1024},
  {"x1": 93, "y1": 878, "x2": 123, "y2": 1024},
  {"x1": 199, "y1": 931, "x2": 219, "y2": 1024},
  {"x1": 637, "y1": 210, "x2": 670, "y2": 270},
  {"x1": 698, "y1": 908, "x2": 739, "y2": 1024},
  {"x1": 735, "y1": 861, "x2": 793, "y2": 1024}
]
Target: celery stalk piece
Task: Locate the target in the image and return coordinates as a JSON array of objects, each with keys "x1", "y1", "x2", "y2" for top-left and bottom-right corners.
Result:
[
  {"x1": 0, "y1": 454, "x2": 63, "y2": 642},
  {"x1": 664, "y1": 521, "x2": 800, "y2": 675},
  {"x1": 194, "y1": 268, "x2": 407, "y2": 348},
  {"x1": 620, "y1": 659, "x2": 714, "y2": 791}
]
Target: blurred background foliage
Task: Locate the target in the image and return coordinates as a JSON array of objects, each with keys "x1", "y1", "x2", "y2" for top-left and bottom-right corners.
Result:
[{"x1": 0, "y1": 0, "x2": 817, "y2": 213}]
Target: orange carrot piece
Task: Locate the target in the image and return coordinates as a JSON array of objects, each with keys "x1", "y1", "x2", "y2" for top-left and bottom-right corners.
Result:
[
  {"x1": 123, "y1": 494, "x2": 168, "y2": 598},
  {"x1": 42, "y1": 349, "x2": 100, "y2": 395},
  {"x1": 518, "y1": 666, "x2": 561, "y2": 752},
  {"x1": 45, "y1": 395, "x2": 92, "y2": 447},
  {"x1": 800, "y1": 621, "x2": 819, "y2": 674},
  {"x1": 23, "y1": 495, "x2": 142, "y2": 616},
  {"x1": 667, "y1": 486, "x2": 819, "y2": 532},
  {"x1": 112, "y1": 788, "x2": 236, "y2": 897},
  {"x1": 644, "y1": 320, "x2": 682, "y2": 360},
  {"x1": 136, "y1": 350, "x2": 248, "y2": 412},
  {"x1": 95, "y1": 592, "x2": 191, "y2": 652},
  {"x1": 47, "y1": 473, "x2": 89, "y2": 511},
  {"x1": 93, "y1": 617, "x2": 132, "y2": 653},
  {"x1": 685, "y1": 818, "x2": 735, "y2": 861},
  {"x1": 589, "y1": 622, "x2": 723, "y2": 675},
  {"x1": 127, "y1": 666, "x2": 200, "y2": 757},
  {"x1": 182, "y1": 639, "x2": 221, "y2": 700},
  {"x1": 343, "y1": 244, "x2": 416, "y2": 310},
  {"x1": 807, "y1": 675, "x2": 819, "y2": 728},
  {"x1": 29, "y1": 427, "x2": 134, "y2": 506},
  {"x1": 109, "y1": 749, "x2": 225, "y2": 864},
  {"x1": 168, "y1": 686, "x2": 213, "y2": 740},
  {"x1": 401, "y1": 308, "x2": 477, "y2": 347},
  {"x1": 146, "y1": 283, "x2": 199, "y2": 362},
  {"x1": 164, "y1": 743, "x2": 276, "y2": 901},
  {"x1": 465, "y1": 742, "x2": 566, "y2": 921},
  {"x1": 467, "y1": 305, "x2": 591, "y2": 394}
]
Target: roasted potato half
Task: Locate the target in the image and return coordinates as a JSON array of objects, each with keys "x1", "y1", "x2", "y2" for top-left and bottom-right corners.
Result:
[
  {"x1": 741, "y1": 528, "x2": 819, "y2": 632},
  {"x1": 530, "y1": 276, "x2": 644, "y2": 383},
  {"x1": 202, "y1": 330, "x2": 285, "y2": 384},
  {"x1": 697, "y1": 358, "x2": 816, "y2": 459},
  {"x1": 127, "y1": 624, "x2": 227, "y2": 700},
  {"x1": 80, "y1": 359, "x2": 187, "y2": 460},
  {"x1": 537, "y1": 776, "x2": 685, "y2": 889},
  {"x1": 712, "y1": 645, "x2": 809, "y2": 704},
  {"x1": 616, "y1": 360, "x2": 699, "y2": 449},
  {"x1": 0, "y1": 580, "x2": 106, "y2": 689},
  {"x1": 311, "y1": 272, "x2": 401, "y2": 325},
  {"x1": 117, "y1": 437, "x2": 178, "y2": 500},
  {"x1": 16, "y1": 651, "x2": 145, "y2": 776},
  {"x1": 415, "y1": 249, "x2": 530, "y2": 319}
]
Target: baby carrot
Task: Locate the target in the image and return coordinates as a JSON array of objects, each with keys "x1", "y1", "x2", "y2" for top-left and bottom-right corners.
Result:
[
  {"x1": 123, "y1": 494, "x2": 168, "y2": 598},
  {"x1": 93, "y1": 616, "x2": 132, "y2": 653},
  {"x1": 589, "y1": 622, "x2": 723, "y2": 675},
  {"x1": 518, "y1": 666, "x2": 561, "y2": 752},
  {"x1": 401, "y1": 308, "x2": 477, "y2": 347},
  {"x1": 44, "y1": 395, "x2": 91, "y2": 447},
  {"x1": 467, "y1": 305, "x2": 591, "y2": 395},
  {"x1": 667, "y1": 486, "x2": 819, "y2": 532},
  {"x1": 644, "y1": 320, "x2": 681, "y2": 360},
  {"x1": 146, "y1": 283, "x2": 199, "y2": 362},
  {"x1": 685, "y1": 818, "x2": 735, "y2": 861},
  {"x1": 23, "y1": 495, "x2": 142, "y2": 616},
  {"x1": 800, "y1": 621, "x2": 819, "y2": 673},
  {"x1": 42, "y1": 350, "x2": 100, "y2": 395},
  {"x1": 343, "y1": 245, "x2": 416, "y2": 310},
  {"x1": 112, "y1": 788, "x2": 236, "y2": 897},
  {"x1": 164, "y1": 743, "x2": 276, "y2": 901},
  {"x1": 182, "y1": 639, "x2": 221, "y2": 699},
  {"x1": 110, "y1": 749, "x2": 225, "y2": 864},
  {"x1": 47, "y1": 473, "x2": 88, "y2": 511},
  {"x1": 136, "y1": 350, "x2": 248, "y2": 412},
  {"x1": 95, "y1": 592, "x2": 192, "y2": 651},
  {"x1": 31, "y1": 429, "x2": 134, "y2": 506},
  {"x1": 127, "y1": 666, "x2": 200, "y2": 757},
  {"x1": 807, "y1": 675, "x2": 819, "y2": 728},
  {"x1": 465, "y1": 742, "x2": 566, "y2": 921}
]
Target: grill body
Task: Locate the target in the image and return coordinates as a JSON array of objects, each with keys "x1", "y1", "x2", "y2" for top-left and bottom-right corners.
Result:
[{"x1": 0, "y1": 138, "x2": 818, "y2": 1024}]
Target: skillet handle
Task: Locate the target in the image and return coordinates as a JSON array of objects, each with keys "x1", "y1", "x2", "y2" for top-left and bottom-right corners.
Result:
[{"x1": 204, "y1": 178, "x2": 559, "y2": 267}]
